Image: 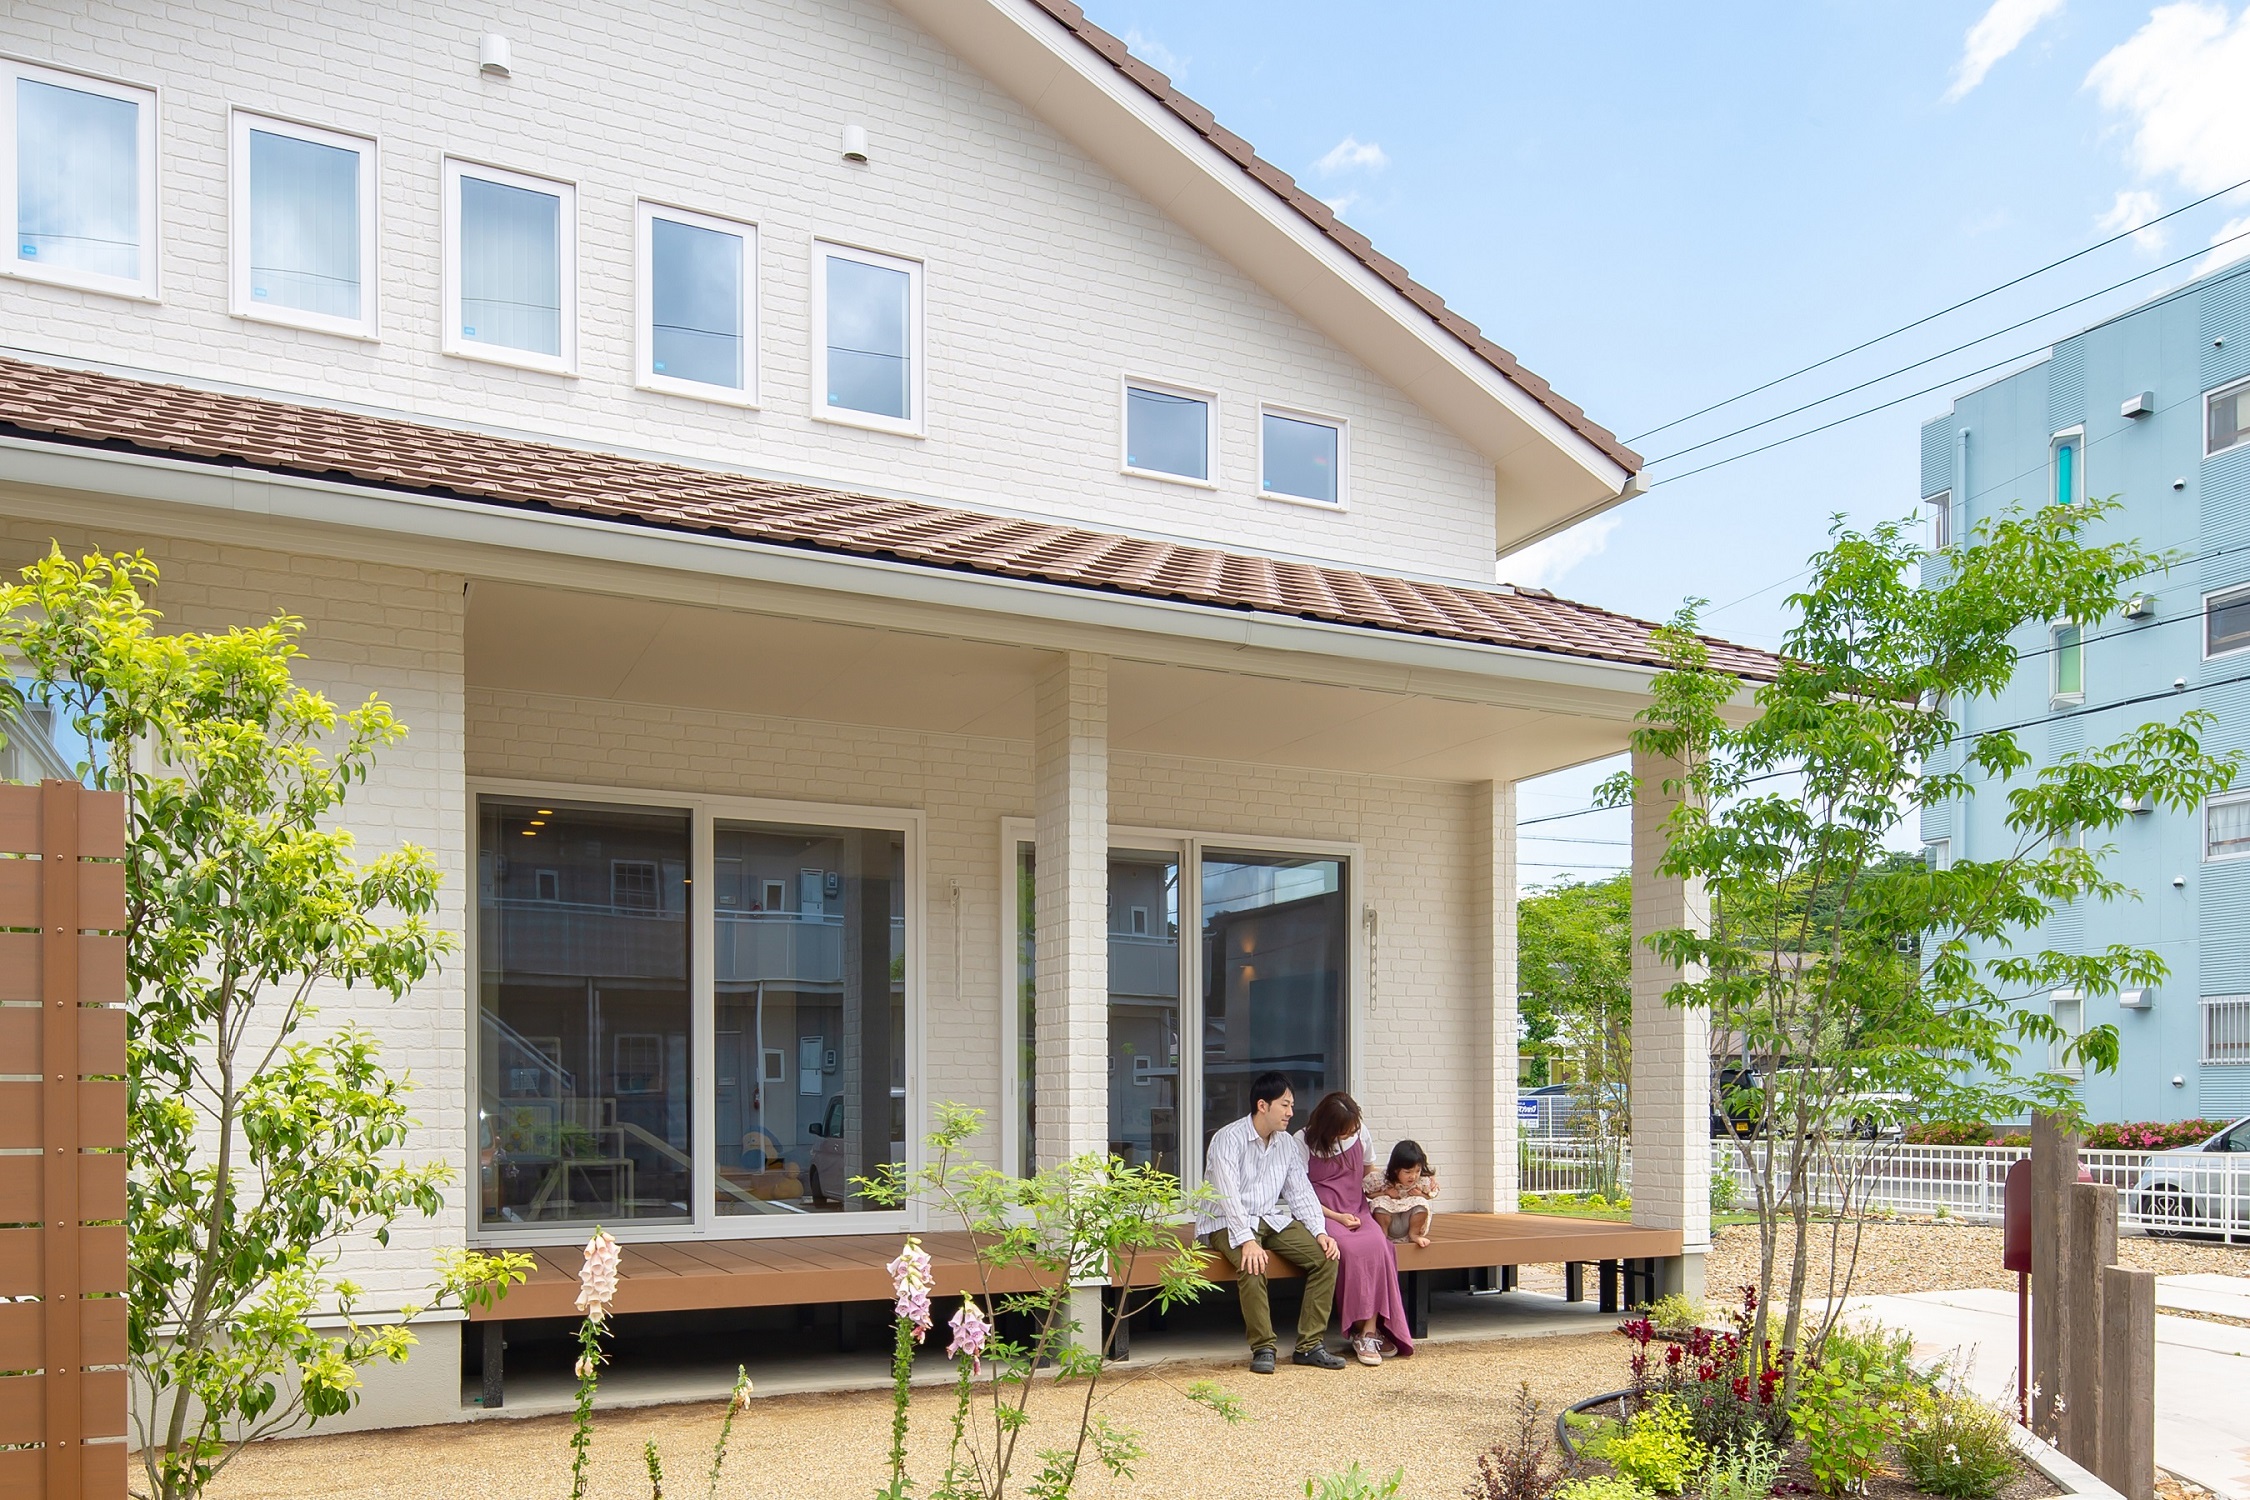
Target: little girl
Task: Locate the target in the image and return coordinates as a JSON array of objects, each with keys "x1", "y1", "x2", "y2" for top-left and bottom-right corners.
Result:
[{"x1": 1364, "y1": 1141, "x2": 1438, "y2": 1247}]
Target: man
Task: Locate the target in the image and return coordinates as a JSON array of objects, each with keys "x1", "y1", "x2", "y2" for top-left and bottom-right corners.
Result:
[{"x1": 1197, "y1": 1071, "x2": 1346, "y2": 1373}]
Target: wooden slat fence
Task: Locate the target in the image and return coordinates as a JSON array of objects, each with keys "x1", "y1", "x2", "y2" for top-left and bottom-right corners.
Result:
[{"x1": 0, "y1": 782, "x2": 130, "y2": 1500}]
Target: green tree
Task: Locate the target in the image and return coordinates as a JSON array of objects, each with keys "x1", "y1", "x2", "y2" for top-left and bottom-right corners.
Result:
[
  {"x1": 1517, "y1": 874, "x2": 1632, "y2": 1192},
  {"x1": 1603, "y1": 502, "x2": 2239, "y2": 1398},
  {"x1": 0, "y1": 549, "x2": 527, "y2": 1500}
]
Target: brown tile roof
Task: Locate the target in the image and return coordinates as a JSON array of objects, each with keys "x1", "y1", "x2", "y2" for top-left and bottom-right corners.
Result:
[
  {"x1": 0, "y1": 355, "x2": 1774, "y2": 679},
  {"x1": 1020, "y1": 0, "x2": 1641, "y2": 476}
]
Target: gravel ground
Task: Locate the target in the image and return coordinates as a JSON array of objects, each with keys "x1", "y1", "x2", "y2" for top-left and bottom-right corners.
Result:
[
  {"x1": 1704, "y1": 1219, "x2": 2249, "y2": 1305},
  {"x1": 199, "y1": 1222, "x2": 2246, "y2": 1500},
  {"x1": 205, "y1": 1331, "x2": 1626, "y2": 1500}
]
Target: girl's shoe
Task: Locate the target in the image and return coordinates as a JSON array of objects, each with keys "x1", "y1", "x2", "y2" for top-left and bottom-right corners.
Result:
[{"x1": 1353, "y1": 1335, "x2": 1383, "y2": 1367}]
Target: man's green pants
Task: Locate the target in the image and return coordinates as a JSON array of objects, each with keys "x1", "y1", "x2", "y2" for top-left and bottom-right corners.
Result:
[{"x1": 1206, "y1": 1222, "x2": 1337, "y2": 1353}]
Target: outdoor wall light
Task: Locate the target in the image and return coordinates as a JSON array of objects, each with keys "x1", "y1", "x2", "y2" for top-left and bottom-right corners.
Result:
[
  {"x1": 479, "y1": 33, "x2": 513, "y2": 77},
  {"x1": 841, "y1": 123, "x2": 870, "y2": 162}
]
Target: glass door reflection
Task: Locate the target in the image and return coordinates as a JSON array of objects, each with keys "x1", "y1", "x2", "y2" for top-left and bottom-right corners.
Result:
[
  {"x1": 1108, "y1": 849, "x2": 1181, "y2": 1175},
  {"x1": 1200, "y1": 851, "x2": 1346, "y2": 1151}
]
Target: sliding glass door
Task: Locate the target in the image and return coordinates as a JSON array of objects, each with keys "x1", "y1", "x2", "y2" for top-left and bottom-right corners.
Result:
[
  {"x1": 1199, "y1": 851, "x2": 1348, "y2": 1150},
  {"x1": 1107, "y1": 849, "x2": 1182, "y2": 1174}
]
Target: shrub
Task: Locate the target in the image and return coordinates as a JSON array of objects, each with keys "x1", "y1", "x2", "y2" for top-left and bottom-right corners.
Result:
[
  {"x1": 1466, "y1": 1383, "x2": 1571, "y2": 1500},
  {"x1": 1620, "y1": 1287, "x2": 1791, "y2": 1453},
  {"x1": 1306, "y1": 1463, "x2": 1405, "y2": 1500},
  {"x1": 1710, "y1": 1160, "x2": 1740, "y2": 1214},
  {"x1": 1903, "y1": 1121, "x2": 1996, "y2": 1146},
  {"x1": 1556, "y1": 1477, "x2": 1654, "y2": 1500},
  {"x1": 1898, "y1": 1389, "x2": 2019, "y2": 1500},
  {"x1": 1693, "y1": 1434, "x2": 1781, "y2": 1500},
  {"x1": 1817, "y1": 1320, "x2": 1919, "y2": 1390},
  {"x1": 1641, "y1": 1293, "x2": 1711, "y2": 1340},
  {"x1": 1793, "y1": 1364, "x2": 1906, "y2": 1495},
  {"x1": 1593, "y1": 1395, "x2": 1703, "y2": 1496},
  {"x1": 2084, "y1": 1119, "x2": 2230, "y2": 1151}
]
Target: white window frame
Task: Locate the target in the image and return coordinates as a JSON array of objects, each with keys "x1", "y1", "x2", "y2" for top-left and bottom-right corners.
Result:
[
  {"x1": 996, "y1": 817, "x2": 1363, "y2": 1191},
  {"x1": 2207, "y1": 376, "x2": 2250, "y2": 460},
  {"x1": 1, "y1": 59, "x2": 159, "y2": 301},
  {"x1": 2050, "y1": 426, "x2": 2085, "y2": 507},
  {"x1": 228, "y1": 109, "x2": 378, "y2": 339},
  {"x1": 441, "y1": 157, "x2": 577, "y2": 376},
  {"x1": 1924, "y1": 489, "x2": 1952, "y2": 552},
  {"x1": 466, "y1": 778, "x2": 927, "y2": 1246},
  {"x1": 1925, "y1": 839, "x2": 1951, "y2": 871},
  {"x1": 2206, "y1": 789, "x2": 2250, "y2": 865},
  {"x1": 635, "y1": 199, "x2": 758, "y2": 407},
  {"x1": 811, "y1": 239, "x2": 923, "y2": 437},
  {"x1": 2049, "y1": 990, "x2": 2084, "y2": 1079},
  {"x1": 2049, "y1": 620, "x2": 2085, "y2": 706},
  {"x1": 1119, "y1": 375, "x2": 1218, "y2": 489},
  {"x1": 1257, "y1": 403, "x2": 1350, "y2": 509},
  {"x1": 2204, "y1": 582, "x2": 2250, "y2": 661},
  {"x1": 2204, "y1": 995, "x2": 2250, "y2": 1066}
]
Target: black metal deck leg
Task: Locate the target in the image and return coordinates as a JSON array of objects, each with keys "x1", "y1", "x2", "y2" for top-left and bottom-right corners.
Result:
[
  {"x1": 1499, "y1": 1264, "x2": 1518, "y2": 1293},
  {"x1": 1403, "y1": 1270, "x2": 1430, "y2": 1339},
  {"x1": 480, "y1": 1321, "x2": 504, "y2": 1410},
  {"x1": 1599, "y1": 1259, "x2": 1621, "y2": 1314},
  {"x1": 1565, "y1": 1261, "x2": 1585, "y2": 1303}
]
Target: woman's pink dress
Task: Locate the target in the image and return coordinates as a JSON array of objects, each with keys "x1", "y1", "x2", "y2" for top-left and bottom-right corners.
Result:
[{"x1": 1303, "y1": 1131, "x2": 1414, "y2": 1355}]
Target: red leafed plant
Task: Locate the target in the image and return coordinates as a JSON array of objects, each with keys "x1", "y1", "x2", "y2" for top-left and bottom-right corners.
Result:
[{"x1": 1620, "y1": 1285, "x2": 1792, "y2": 1451}]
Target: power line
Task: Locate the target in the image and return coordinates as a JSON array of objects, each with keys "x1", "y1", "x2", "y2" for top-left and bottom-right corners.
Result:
[{"x1": 1626, "y1": 174, "x2": 2250, "y2": 445}]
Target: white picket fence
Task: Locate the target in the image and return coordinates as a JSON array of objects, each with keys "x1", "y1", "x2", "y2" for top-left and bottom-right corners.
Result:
[{"x1": 1518, "y1": 1137, "x2": 2250, "y2": 1243}]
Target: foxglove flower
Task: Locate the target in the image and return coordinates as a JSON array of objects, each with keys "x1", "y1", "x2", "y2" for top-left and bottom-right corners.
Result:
[
  {"x1": 948, "y1": 1299, "x2": 991, "y2": 1374},
  {"x1": 576, "y1": 1228, "x2": 622, "y2": 1323},
  {"x1": 887, "y1": 1237, "x2": 934, "y2": 1340}
]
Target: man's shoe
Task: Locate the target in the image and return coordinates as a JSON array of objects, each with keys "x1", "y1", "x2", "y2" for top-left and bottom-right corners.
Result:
[
  {"x1": 1292, "y1": 1345, "x2": 1348, "y2": 1370},
  {"x1": 1249, "y1": 1346, "x2": 1277, "y2": 1375}
]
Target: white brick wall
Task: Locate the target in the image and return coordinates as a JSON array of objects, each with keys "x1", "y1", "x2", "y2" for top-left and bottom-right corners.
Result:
[
  {"x1": 1031, "y1": 652, "x2": 1108, "y2": 1167},
  {"x1": 1628, "y1": 746, "x2": 1712, "y2": 1276},
  {"x1": 0, "y1": 0, "x2": 1500, "y2": 583}
]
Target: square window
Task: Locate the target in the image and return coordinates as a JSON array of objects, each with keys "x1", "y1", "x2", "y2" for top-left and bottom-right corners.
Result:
[
  {"x1": 2208, "y1": 585, "x2": 2250, "y2": 659},
  {"x1": 637, "y1": 201, "x2": 755, "y2": 403},
  {"x1": 2050, "y1": 622, "x2": 2083, "y2": 703},
  {"x1": 1124, "y1": 380, "x2": 1213, "y2": 483},
  {"x1": 4, "y1": 62, "x2": 157, "y2": 299},
  {"x1": 816, "y1": 242, "x2": 920, "y2": 432},
  {"x1": 2209, "y1": 792, "x2": 2250, "y2": 863},
  {"x1": 231, "y1": 112, "x2": 375, "y2": 337},
  {"x1": 1261, "y1": 408, "x2": 1345, "y2": 505},
  {"x1": 1924, "y1": 490, "x2": 1951, "y2": 551},
  {"x1": 445, "y1": 159, "x2": 575, "y2": 372},
  {"x1": 612, "y1": 858, "x2": 660, "y2": 909},
  {"x1": 2209, "y1": 379, "x2": 2250, "y2": 459}
]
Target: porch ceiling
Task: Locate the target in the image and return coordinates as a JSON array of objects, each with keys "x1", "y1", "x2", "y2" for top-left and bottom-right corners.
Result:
[{"x1": 467, "y1": 582, "x2": 1631, "y2": 783}]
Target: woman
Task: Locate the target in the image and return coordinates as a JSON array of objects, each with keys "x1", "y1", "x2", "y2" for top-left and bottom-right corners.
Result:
[{"x1": 1298, "y1": 1090, "x2": 1414, "y2": 1365}]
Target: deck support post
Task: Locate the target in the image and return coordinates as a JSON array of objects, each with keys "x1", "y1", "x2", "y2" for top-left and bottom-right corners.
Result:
[
  {"x1": 1473, "y1": 781, "x2": 1521, "y2": 1215},
  {"x1": 1628, "y1": 749, "x2": 1711, "y2": 1301},
  {"x1": 1034, "y1": 652, "x2": 1111, "y2": 1349},
  {"x1": 1564, "y1": 1262, "x2": 1585, "y2": 1303},
  {"x1": 480, "y1": 1321, "x2": 504, "y2": 1410}
]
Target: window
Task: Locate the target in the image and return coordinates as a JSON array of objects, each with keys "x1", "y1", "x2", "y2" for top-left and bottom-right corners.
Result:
[
  {"x1": 1924, "y1": 490, "x2": 1952, "y2": 551},
  {"x1": 2208, "y1": 791, "x2": 2250, "y2": 863},
  {"x1": 2051, "y1": 430, "x2": 2082, "y2": 506},
  {"x1": 2209, "y1": 378, "x2": 2250, "y2": 459},
  {"x1": 4, "y1": 61, "x2": 157, "y2": 299},
  {"x1": 1123, "y1": 379, "x2": 1214, "y2": 484},
  {"x1": 229, "y1": 113, "x2": 375, "y2": 337},
  {"x1": 1261, "y1": 407, "x2": 1345, "y2": 505},
  {"x1": 1925, "y1": 839, "x2": 1951, "y2": 871},
  {"x1": 2050, "y1": 622, "x2": 2084, "y2": 704},
  {"x1": 445, "y1": 159, "x2": 574, "y2": 372},
  {"x1": 478, "y1": 799, "x2": 690, "y2": 1226},
  {"x1": 815, "y1": 241, "x2": 920, "y2": 432},
  {"x1": 2207, "y1": 584, "x2": 2250, "y2": 659},
  {"x1": 636, "y1": 201, "x2": 755, "y2": 403},
  {"x1": 2050, "y1": 991, "x2": 2084, "y2": 1078},
  {"x1": 1201, "y1": 850, "x2": 1347, "y2": 1153},
  {"x1": 2202, "y1": 997, "x2": 2250, "y2": 1066}
]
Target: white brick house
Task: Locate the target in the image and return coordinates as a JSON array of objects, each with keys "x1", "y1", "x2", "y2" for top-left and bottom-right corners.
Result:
[{"x1": 0, "y1": 0, "x2": 1756, "y2": 1430}]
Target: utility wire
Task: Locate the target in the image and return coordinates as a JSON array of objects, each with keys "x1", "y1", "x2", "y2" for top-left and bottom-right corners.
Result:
[{"x1": 1627, "y1": 174, "x2": 2250, "y2": 444}]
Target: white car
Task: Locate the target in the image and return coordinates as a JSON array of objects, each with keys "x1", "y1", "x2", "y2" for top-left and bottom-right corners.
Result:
[{"x1": 2130, "y1": 1115, "x2": 2250, "y2": 1237}]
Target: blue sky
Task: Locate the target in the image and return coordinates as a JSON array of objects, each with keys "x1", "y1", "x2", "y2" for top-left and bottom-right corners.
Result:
[{"x1": 1081, "y1": 0, "x2": 2250, "y2": 885}]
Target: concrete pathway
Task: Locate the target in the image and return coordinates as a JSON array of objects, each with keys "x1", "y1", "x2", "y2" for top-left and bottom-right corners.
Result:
[{"x1": 1828, "y1": 1280, "x2": 2250, "y2": 1500}]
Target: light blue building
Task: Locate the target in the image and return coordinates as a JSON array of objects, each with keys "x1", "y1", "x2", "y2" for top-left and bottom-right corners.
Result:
[{"x1": 1919, "y1": 259, "x2": 2250, "y2": 1125}]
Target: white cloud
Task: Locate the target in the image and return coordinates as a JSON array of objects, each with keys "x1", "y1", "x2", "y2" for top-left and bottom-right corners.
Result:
[
  {"x1": 1944, "y1": 0, "x2": 2067, "y2": 102},
  {"x1": 1320, "y1": 192, "x2": 1360, "y2": 217},
  {"x1": 1315, "y1": 135, "x2": 1390, "y2": 176},
  {"x1": 2196, "y1": 212, "x2": 2250, "y2": 277},
  {"x1": 2096, "y1": 187, "x2": 2170, "y2": 253},
  {"x1": 1496, "y1": 514, "x2": 1621, "y2": 591},
  {"x1": 2085, "y1": 3, "x2": 2250, "y2": 193},
  {"x1": 1121, "y1": 27, "x2": 1186, "y2": 80}
]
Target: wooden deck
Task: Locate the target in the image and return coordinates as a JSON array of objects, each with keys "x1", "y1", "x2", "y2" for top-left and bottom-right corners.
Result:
[{"x1": 471, "y1": 1212, "x2": 1681, "y2": 1322}]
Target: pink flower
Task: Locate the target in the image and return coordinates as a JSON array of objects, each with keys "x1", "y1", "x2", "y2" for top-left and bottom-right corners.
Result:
[
  {"x1": 576, "y1": 1229, "x2": 621, "y2": 1323},
  {"x1": 948, "y1": 1299, "x2": 991, "y2": 1373},
  {"x1": 887, "y1": 1237, "x2": 934, "y2": 1340}
]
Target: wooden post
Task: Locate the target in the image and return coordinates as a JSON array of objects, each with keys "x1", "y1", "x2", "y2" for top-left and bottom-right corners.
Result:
[
  {"x1": 2097, "y1": 1266, "x2": 2155, "y2": 1500},
  {"x1": 2062, "y1": 1181, "x2": 2117, "y2": 1465},
  {"x1": 2029, "y1": 1112, "x2": 2078, "y2": 1434},
  {"x1": 43, "y1": 782, "x2": 84, "y2": 1500}
]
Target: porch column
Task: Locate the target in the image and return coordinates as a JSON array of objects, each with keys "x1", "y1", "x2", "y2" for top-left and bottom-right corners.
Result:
[
  {"x1": 1033, "y1": 653, "x2": 1110, "y2": 1339},
  {"x1": 1628, "y1": 747, "x2": 1710, "y2": 1297},
  {"x1": 1473, "y1": 781, "x2": 1521, "y2": 1214}
]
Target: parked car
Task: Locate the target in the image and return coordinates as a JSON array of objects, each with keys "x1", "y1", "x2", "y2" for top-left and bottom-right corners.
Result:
[
  {"x1": 2131, "y1": 1115, "x2": 2250, "y2": 1236},
  {"x1": 1709, "y1": 1064, "x2": 1908, "y2": 1142}
]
